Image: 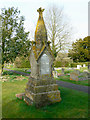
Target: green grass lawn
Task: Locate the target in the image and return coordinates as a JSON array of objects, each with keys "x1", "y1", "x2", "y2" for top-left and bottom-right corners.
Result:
[
  {"x1": 2, "y1": 74, "x2": 88, "y2": 118},
  {"x1": 56, "y1": 75, "x2": 89, "y2": 86}
]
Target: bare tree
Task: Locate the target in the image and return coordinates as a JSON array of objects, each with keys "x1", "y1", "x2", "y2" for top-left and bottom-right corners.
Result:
[{"x1": 45, "y1": 5, "x2": 73, "y2": 57}]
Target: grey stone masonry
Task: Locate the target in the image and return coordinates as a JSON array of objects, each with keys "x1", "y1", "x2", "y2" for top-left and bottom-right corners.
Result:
[{"x1": 24, "y1": 7, "x2": 61, "y2": 107}]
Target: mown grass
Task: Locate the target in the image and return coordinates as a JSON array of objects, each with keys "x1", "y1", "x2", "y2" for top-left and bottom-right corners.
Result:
[
  {"x1": 2, "y1": 74, "x2": 88, "y2": 118},
  {"x1": 56, "y1": 75, "x2": 89, "y2": 86}
]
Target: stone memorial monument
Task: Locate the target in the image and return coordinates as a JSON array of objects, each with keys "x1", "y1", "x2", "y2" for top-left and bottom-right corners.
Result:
[{"x1": 24, "y1": 7, "x2": 61, "y2": 107}]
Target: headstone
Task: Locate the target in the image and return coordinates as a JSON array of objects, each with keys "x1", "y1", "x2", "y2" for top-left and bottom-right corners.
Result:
[
  {"x1": 79, "y1": 71, "x2": 90, "y2": 81},
  {"x1": 70, "y1": 70, "x2": 79, "y2": 81},
  {"x1": 77, "y1": 65, "x2": 81, "y2": 69},
  {"x1": 20, "y1": 7, "x2": 61, "y2": 107},
  {"x1": 83, "y1": 64, "x2": 86, "y2": 67},
  {"x1": 81, "y1": 72, "x2": 89, "y2": 78},
  {"x1": 75, "y1": 70, "x2": 80, "y2": 75},
  {"x1": 61, "y1": 68, "x2": 64, "y2": 74},
  {"x1": 53, "y1": 71, "x2": 58, "y2": 78},
  {"x1": 88, "y1": 64, "x2": 90, "y2": 70}
]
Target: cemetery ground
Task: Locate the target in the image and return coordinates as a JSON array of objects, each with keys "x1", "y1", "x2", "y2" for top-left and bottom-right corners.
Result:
[
  {"x1": 56, "y1": 75, "x2": 89, "y2": 86},
  {"x1": 1, "y1": 70, "x2": 89, "y2": 118},
  {"x1": 4, "y1": 65, "x2": 89, "y2": 86},
  {"x1": 56, "y1": 67, "x2": 89, "y2": 86}
]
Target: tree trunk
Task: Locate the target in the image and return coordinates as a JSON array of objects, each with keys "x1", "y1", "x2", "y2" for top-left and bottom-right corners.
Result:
[{"x1": 1, "y1": 62, "x2": 4, "y2": 75}]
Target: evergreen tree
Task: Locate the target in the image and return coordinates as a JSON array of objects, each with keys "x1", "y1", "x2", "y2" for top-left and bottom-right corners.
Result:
[
  {"x1": 68, "y1": 36, "x2": 89, "y2": 62},
  {"x1": 1, "y1": 7, "x2": 30, "y2": 73}
]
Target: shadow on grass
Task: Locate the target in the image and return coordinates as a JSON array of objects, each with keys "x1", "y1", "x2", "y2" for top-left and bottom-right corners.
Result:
[{"x1": 2, "y1": 85, "x2": 88, "y2": 118}]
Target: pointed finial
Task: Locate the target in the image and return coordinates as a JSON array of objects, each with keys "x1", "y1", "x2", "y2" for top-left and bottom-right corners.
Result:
[{"x1": 37, "y1": 7, "x2": 45, "y2": 14}]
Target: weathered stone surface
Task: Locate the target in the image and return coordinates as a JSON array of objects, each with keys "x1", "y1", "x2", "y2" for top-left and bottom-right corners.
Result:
[
  {"x1": 24, "y1": 89, "x2": 61, "y2": 107},
  {"x1": 70, "y1": 72, "x2": 78, "y2": 81},
  {"x1": 26, "y1": 84, "x2": 58, "y2": 94},
  {"x1": 27, "y1": 77, "x2": 56, "y2": 86},
  {"x1": 80, "y1": 71, "x2": 89, "y2": 78},
  {"x1": 24, "y1": 7, "x2": 61, "y2": 107},
  {"x1": 40, "y1": 54, "x2": 50, "y2": 74},
  {"x1": 61, "y1": 68, "x2": 65, "y2": 74},
  {"x1": 52, "y1": 71, "x2": 58, "y2": 78}
]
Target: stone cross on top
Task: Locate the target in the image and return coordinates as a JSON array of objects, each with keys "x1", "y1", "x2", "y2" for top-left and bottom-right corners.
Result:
[{"x1": 37, "y1": 7, "x2": 44, "y2": 15}]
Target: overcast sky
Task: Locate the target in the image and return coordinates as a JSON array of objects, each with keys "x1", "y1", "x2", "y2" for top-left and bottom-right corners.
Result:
[{"x1": 0, "y1": 0, "x2": 89, "y2": 42}]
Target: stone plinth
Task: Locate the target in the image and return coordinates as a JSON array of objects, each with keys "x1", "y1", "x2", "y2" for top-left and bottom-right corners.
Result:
[{"x1": 24, "y1": 77, "x2": 61, "y2": 107}]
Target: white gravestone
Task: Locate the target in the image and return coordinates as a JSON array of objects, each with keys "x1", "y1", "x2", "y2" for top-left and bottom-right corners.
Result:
[
  {"x1": 40, "y1": 54, "x2": 50, "y2": 74},
  {"x1": 55, "y1": 71, "x2": 58, "y2": 78},
  {"x1": 52, "y1": 71, "x2": 58, "y2": 78},
  {"x1": 83, "y1": 64, "x2": 86, "y2": 67},
  {"x1": 77, "y1": 65, "x2": 81, "y2": 69}
]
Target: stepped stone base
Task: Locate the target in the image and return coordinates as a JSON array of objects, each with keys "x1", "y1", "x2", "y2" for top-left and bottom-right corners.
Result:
[{"x1": 24, "y1": 76, "x2": 61, "y2": 107}]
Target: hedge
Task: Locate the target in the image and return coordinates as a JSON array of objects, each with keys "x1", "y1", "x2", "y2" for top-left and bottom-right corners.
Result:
[
  {"x1": 54, "y1": 61, "x2": 88, "y2": 68},
  {"x1": 70, "y1": 62, "x2": 88, "y2": 67},
  {"x1": 54, "y1": 61, "x2": 70, "y2": 67},
  {"x1": 14, "y1": 56, "x2": 30, "y2": 68}
]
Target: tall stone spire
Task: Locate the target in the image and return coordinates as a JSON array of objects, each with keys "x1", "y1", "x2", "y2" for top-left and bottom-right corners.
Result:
[
  {"x1": 22, "y1": 7, "x2": 61, "y2": 107},
  {"x1": 35, "y1": 7, "x2": 47, "y2": 44}
]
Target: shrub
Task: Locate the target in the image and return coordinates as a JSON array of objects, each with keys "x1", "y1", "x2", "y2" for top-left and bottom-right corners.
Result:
[
  {"x1": 71, "y1": 62, "x2": 88, "y2": 67},
  {"x1": 54, "y1": 61, "x2": 62, "y2": 67},
  {"x1": 14, "y1": 56, "x2": 30, "y2": 68},
  {"x1": 54, "y1": 57, "x2": 73, "y2": 67},
  {"x1": 54, "y1": 61, "x2": 88, "y2": 68},
  {"x1": 54, "y1": 61, "x2": 70, "y2": 67}
]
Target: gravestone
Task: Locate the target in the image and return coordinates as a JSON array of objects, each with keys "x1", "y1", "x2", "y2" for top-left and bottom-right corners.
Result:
[
  {"x1": 61, "y1": 68, "x2": 64, "y2": 74},
  {"x1": 77, "y1": 65, "x2": 81, "y2": 69},
  {"x1": 81, "y1": 72, "x2": 89, "y2": 78},
  {"x1": 70, "y1": 70, "x2": 79, "y2": 81},
  {"x1": 83, "y1": 64, "x2": 86, "y2": 67},
  {"x1": 88, "y1": 64, "x2": 90, "y2": 70},
  {"x1": 79, "y1": 71, "x2": 90, "y2": 81},
  {"x1": 75, "y1": 70, "x2": 80, "y2": 75},
  {"x1": 23, "y1": 7, "x2": 61, "y2": 107},
  {"x1": 53, "y1": 71, "x2": 58, "y2": 78}
]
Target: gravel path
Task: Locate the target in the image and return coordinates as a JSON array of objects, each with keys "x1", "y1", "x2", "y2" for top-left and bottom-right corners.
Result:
[
  {"x1": 4, "y1": 68, "x2": 30, "y2": 76},
  {"x1": 3, "y1": 68, "x2": 89, "y2": 94},
  {"x1": 56, "y1": 80, "x2": 89, "y2": 94}
]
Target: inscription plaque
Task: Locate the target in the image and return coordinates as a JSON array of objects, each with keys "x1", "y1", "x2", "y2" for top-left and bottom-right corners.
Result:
[{"x1": 40, "y1": 54, "x2": 50, "y2": 74}]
